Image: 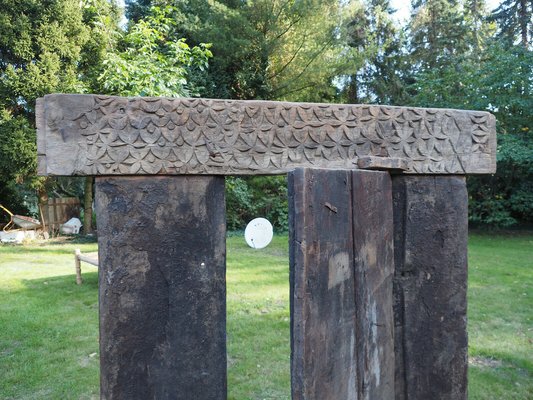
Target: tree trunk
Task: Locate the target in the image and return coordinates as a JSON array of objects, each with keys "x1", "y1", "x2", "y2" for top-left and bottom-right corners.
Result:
[
  {"x1": 519, "y1": 0, "x2": 529, "y2": 47},
  {"x1": 83, "y1": 176, "x2": 94, "y2": 235},
  {"x1": 347, "y1": 73, "x2": 359, "y2": 103}
]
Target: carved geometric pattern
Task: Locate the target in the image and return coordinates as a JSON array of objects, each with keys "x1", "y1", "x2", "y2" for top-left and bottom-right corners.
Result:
[{"x1": 36, "y1": 94, "x2": 496, "y2": 176}]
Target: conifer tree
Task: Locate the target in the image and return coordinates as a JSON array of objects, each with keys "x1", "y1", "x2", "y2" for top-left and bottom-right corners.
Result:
[
  {"x1": 362, "y1": 0, "x2": 408, "y2": 104},
  {"x1": 408, "y1": 0, "x2": 470, "y2": 71},
  {"x1": 490, "y1": 0, "x2": 533, "y2": 46}
]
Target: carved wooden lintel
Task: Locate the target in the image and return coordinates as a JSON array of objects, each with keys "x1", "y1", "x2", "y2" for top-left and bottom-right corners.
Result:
[{"x1": 36, "y1": 94, "x2": 497, "y2": 176}]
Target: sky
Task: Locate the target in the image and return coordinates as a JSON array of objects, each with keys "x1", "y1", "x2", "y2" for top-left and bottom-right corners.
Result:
[
  {"x1": 390, "y1": 0, "x2": 502, "y2": 23},
  {"x1": 116, "y1": 0, "x2": 503, "y2": 25}
]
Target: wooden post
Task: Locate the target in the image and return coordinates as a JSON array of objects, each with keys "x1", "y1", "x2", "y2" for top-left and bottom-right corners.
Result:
[
  {"x1": 83, "y1": 176, "x2": 94, "y2": 235},
  {"x1": 289, "y1": 168, "x2": 394, "y2": 400},
  {"x1": 95, "y1": 176, "x2": 226, "y2": 400},
  {"x1": 392, "y1": 176, "x2": 468, "y2": 400},
  {"x1": 75, "y1": 249, "x2": 83, "y2": 285},
  {"x1": 351, "y1": 170, "x2": 395, "y2": 400},
  {"x1": 289, "y1": 168, "x2": 357, "y2": 400}
]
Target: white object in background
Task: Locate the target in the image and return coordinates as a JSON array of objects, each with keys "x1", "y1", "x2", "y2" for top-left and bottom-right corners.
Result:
[
  {"x1": 0, "y1": 230, "x2": 35, "y2": 244},
  {"x1": 60, "y1": 217, "x2": 83, "y2": 234},
  {"x1": 244, "y1": 218, "x2": 273, "y2": 249}
]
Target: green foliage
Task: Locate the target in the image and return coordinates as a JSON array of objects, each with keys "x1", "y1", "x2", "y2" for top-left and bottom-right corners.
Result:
[
  {"x1": 490, "y1": 0, "x2": 533, "y2": 46},
  {"x1": 226, "y1": 176, "x2": 288, "y2": 232},
  {"x1": 0, "y1": 0, "x2": 121, "y2": 212},
  {"x1": 410, "y1": 41, "x2": 532, "y2": 227},
  {"x1": 98, "y1": 6, "x2": 212, "y2": 97},
  {"x1": 0, "y1": 110, "x2": 38, "y2": 218},
  {"x1": 125, "y1": 0, "x2": 152, "y2": 22},
  {"x1": 469, "y1": 132, "x2": 533, "y2": 227},
  {"x1": 339, "y1": 0, "x2": 410, "y2": 104},
  {"x1": 0, "y1": 0, "x2": 119, "y2": 106},
  {"x1": 408, "y1": 0, "x2": 470, "y2": 71},
  {"x1": 125, "y1": 0, "x2": 354, "y2": 102},
  {"x1": 0, "y1": 111, "x2": 36, "y2": 183},
  {"x1": 0, "y1": 181, "x2": 30, "y2": 221},
  {"x1": 0, "y1": 0, "x2": 88, "y2": 105}
]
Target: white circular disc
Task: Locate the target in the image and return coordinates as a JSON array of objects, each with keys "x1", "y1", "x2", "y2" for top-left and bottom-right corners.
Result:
[{"x1": 244, "y1": 218, "x2": 273, "y2": 249}]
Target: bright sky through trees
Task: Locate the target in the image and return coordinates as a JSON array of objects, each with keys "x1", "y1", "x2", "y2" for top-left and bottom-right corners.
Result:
[
  {"x1": 118, "y1": 0, "x2": 503, "y2": 25},
  {"x1": 390, "y1": 0, "x2": 502, "y2": 22}
]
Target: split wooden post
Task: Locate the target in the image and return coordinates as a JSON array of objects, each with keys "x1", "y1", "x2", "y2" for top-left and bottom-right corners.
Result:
[
  {"x1": 392, "y1": 176, "x2": 469, "y2": 400},
  {"x1": 35, "y1": 93, "x2": 497, "y2": 400},
  {"x1": 289, "y1": 168, "x2": 358, "y2": 400},
  {"x1": 95, "y1": 176, "x2": 226, "y2": 399},
  {"x1": 289, "y1": 168, "x2": 394, "y2": 400}
]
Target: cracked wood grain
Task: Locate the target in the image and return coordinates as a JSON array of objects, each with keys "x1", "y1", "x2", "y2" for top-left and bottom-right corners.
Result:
[
  {"x1": 392, "y1": 176, "x2": 468, "y2": 400},
  {"x1": 289, "y1": 168, "x2": 394, "y2": 400},
  {"x1": 96, "y1": 176, "x2": 226, "y2": 400},
  {"x1": 37, "y1": 94, "x2": 496, "y2": 176}
]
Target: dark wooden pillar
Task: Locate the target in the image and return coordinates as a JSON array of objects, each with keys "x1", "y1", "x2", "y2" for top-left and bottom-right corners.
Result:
[
  {"x1": 95, "y1": 176, "x2": 226, "y2": 400},
  {"x1": 352, "y1": 171, "x2": 395, "y2": 400},
  {"x1": 392, "y1": 176, "x2": 468, "y2": 400},
  {"x1": 289, "y1": 168, "x2": 394, "y2": 400},
  {"x1": 289, "y1": 168, "x2": 357, "y2": 400}
]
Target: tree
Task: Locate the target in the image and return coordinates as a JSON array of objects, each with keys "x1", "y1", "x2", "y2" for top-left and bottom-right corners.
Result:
[
  {"x1": 0, "y1": 110, "x2": 37, "y2": 216},
  {"x1": 468, "y1": 42, "x2": 532, "y2": 226},
  {"x1": 0, "y1": 0, "x2": 121, "y2": 223},
  {"x1": 463, "y1": 0, "x2": 493, "y2": 50},
  {"x1": 98, "y1": 6, "x2": 212, "y2": 97},
  {"x1": 336, "y1": 3, "x2": 369, "y2": 103},
  {"x1": 347, "y1": 0, "x2": 410, "y2": 105},
  {"x1": 125, "y1": 0, "x2": 152, "y2": 22},
  {"x1": 410, "y1": 40, "x2": 532, "y2": 226},
  {"x1": 490, "y1": 0, "x2": 533, "y2": 46},
  {"x1": 125, "y1": 0, "x2": 355, "y2": 102},
  {"x1": 408, "y1": 0, "x2": 470, "y2": 71}
]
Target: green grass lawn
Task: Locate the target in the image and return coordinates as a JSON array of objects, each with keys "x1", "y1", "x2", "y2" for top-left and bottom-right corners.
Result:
[{"x1": 0, "y1": 233, "x2": 531, "y2": 399}]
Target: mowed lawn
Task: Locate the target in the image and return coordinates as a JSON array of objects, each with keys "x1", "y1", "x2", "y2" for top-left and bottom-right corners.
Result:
[{"x1": 0, "y1": 233, "x2": 531, "y2": 399}]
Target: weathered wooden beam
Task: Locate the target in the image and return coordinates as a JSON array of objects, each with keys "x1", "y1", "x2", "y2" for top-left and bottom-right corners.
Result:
[
  {"x1": 289, "y1": 168, "x2": 395, "y2": 400},
  {"x1": 289, "y1": 168, "x2": 358, "y2": 400},
  {"x1": 95, "y1": 176, "x2": 226, "y2": 400},
  {"x1": 392, "y1": 176, "x2": 468, "y2": 400},
  {"x1": 36, "y1": 94, "x2": 496, "y2": 176}
]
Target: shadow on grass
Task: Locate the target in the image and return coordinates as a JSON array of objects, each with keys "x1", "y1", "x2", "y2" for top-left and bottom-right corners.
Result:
[
  {"x1": 1, "y1": 270, "x2": 292, "y2": 399},
  {"x1": 22, "y1": 271, "x2": 98, "y2": 290}
]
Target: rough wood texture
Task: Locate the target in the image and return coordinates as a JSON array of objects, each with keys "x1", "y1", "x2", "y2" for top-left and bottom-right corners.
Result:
[
  {"x1": 351, "y1": 171, "x2": 395, "y2": 400},
  {"x1": 95, "y1": 176, "x2": 226, "y2": 400},
  {"x1": 37, "y1": 94, "x2": 496, "y2": 177},
  {"x1": 356, "y1": 156, "x2": 410, "y2": 172},
  {"x1": 392, "y1": 176, "x2": 468, "y2": 400},
  {"x1": 289, "y1": 168, "x2": 358, "y2": 400},
  {"x1": 289, "y1": 168, "x2": 395, "y2": 400}
]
